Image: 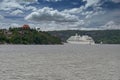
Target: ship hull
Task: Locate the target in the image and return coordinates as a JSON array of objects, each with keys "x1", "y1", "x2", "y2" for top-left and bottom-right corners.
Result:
[{"x1": 67, "y1": 41, "x2": 95, "y2": 44}]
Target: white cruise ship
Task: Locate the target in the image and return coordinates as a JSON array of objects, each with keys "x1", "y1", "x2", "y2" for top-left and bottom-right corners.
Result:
[{"x1": 67, "y1": 34, "x2": 95, "y2": 44}]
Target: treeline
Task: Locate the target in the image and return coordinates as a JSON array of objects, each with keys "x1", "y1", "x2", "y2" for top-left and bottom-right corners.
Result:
[
  {"x1": 48, "y1": 30, "x2": 120, "y2": 44},
  {"x1": 0, "y1": 28, "x2": 61, "y2": 44}
]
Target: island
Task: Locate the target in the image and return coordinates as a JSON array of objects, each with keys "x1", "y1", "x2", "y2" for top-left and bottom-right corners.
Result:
[{"x1": 0, "y1": 25, "x2": 62, "y2": 44}]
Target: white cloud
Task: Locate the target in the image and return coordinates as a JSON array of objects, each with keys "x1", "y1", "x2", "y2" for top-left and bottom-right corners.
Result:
[
  {"x1": 10, "y1": 9, "x2": 23, "y2": 15},
  {"x1": 83, "y1": 0, "x2": 100, "y2": 8},
  {"x1": 25, "y1": 6, "x2": 37, "y2": 11},
  {"x1": 25, "y1": 7, "x2": 79, "y2": 22},
  {"x1": 69, "y1": 20, "x2": 85, "y2": 27},
  {"x1": 101, "y1": 21, "x2": 120, "y2": 30},
  {"x1": 62, "y1": 1, "x2": 105, "y2": 20},
  {"x1": 63, "y1": 5, "x2": 104, "y2": 19},
  {"x1": 10, "y1": 23, "x2": 21, "y2": 27},
  {"x1": 0, "y1": 22, "x2": 22, "y2": 29},
  {"x1": 0, "y1": 0, "x2": 24, "y2": 10},
  {"x1": 0, "y1": 0, "x2": 38, "y2": 11},
  {"x1": 0, "y1": 15, "x2": 4, "y2": 19},
  {"x1": 84, "y1": 10, "x2": 105, "y2": 19},
  {"x1": 0, "y1": 22, "x2": 10, "y2": 29},
  {"x1": 63, "y1": 6, "x2": 85, "y2": 14}
]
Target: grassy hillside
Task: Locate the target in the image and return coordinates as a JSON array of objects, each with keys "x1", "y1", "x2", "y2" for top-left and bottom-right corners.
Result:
[
  {"x1": 0, "y1": 28, "x2": 62, "y2": 44},
  {"x1": 48, "y1": 30, "x2": 120, "y2": 44}
]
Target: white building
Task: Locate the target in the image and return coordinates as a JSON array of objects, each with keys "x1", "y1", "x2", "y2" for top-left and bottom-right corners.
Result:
[{"x1": 67, "y1": 33, "x2": 95, "y2": 44}]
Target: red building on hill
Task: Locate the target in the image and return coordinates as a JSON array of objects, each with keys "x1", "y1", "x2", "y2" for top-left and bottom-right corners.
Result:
[{"x1": 22, "y1": 24, "x2": 30, "y2": 29}]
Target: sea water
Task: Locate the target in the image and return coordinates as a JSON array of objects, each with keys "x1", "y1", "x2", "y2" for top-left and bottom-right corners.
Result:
[{"x1": 0, "y1": 44, "x2": 120, "y2": 80}]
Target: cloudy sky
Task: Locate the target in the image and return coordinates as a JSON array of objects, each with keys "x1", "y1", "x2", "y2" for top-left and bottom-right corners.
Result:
[{"x1": 0, "y1": 0, "x2": 120, "y2": 31}]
